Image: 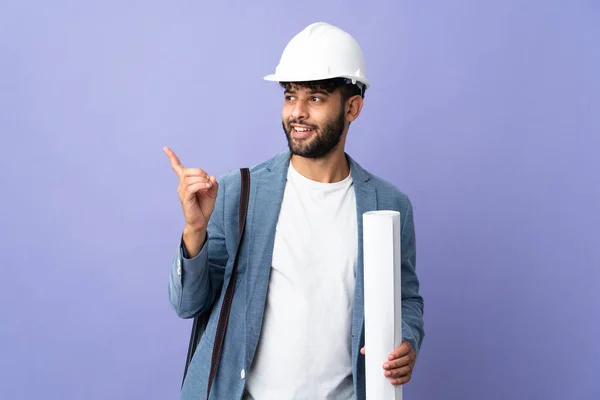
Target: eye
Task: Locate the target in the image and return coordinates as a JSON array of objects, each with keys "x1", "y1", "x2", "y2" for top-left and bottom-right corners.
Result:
[
  {"x1": 285, "y1": 95, "x2": 296, "y2": 101},
  {"x1": 311, "y1": 96, "x2": 323, "y2": 102}
]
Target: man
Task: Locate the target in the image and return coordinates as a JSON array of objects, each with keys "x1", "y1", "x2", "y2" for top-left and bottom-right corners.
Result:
[{"x1": 165, "y1": 22, "x2": 424, "y2": 400}]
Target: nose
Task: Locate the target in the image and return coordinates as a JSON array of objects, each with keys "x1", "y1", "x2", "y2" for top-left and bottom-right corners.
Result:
[{"x1": 291, "y1": 99, "x2": 309, "y2": 120}]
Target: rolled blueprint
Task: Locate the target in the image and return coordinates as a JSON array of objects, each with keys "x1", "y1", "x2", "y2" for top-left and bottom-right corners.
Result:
[{"x1": 363, "y1": 210, "x2": 402, "y2": 400}]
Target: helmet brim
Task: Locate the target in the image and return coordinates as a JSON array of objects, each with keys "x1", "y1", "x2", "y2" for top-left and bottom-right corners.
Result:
[{"x1": 263, "y1": 73, "x2": 370, "y2": 89}]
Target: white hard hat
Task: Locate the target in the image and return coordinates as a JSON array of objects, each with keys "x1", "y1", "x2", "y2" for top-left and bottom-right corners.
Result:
[{"x1": 264, "y1": 22, "x2": 371, "y2": 89}]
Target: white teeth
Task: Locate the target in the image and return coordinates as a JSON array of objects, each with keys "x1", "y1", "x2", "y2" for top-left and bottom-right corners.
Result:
[{"x1": 294, "y1": 127, "x2": 312, "y2": 132}]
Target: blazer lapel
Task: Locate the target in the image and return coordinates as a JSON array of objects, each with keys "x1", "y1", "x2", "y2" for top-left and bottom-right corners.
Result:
[
  {"x1": 347, "y1": 155, "x2": 378, "y2": 382},
  {"x1": 244, "y1": 150, "x2": 290, "y2": 368}
]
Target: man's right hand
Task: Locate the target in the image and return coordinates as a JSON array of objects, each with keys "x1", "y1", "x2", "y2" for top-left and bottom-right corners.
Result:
[{"x1": 164, "y1": 146, "x2": 219, "y2": 257}]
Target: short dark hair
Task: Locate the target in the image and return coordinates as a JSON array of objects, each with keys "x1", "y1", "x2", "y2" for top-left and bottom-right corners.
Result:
[{"x1": 279, "y1": 78, "x2": 366, "y2": 105}]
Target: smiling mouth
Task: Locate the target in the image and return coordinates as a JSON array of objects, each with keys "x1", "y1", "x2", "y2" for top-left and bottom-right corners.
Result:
[
  {"x1": 290, "y1": 124, "x2": 316, "y2": 139},
  {"x1": 292, "y1": 125, "x2": 315, "y2": 132}
]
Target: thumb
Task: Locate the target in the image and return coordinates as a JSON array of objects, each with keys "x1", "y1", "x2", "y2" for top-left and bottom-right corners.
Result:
[
  {"x1": 360, "y1": 347, "x2": 365, "y2": 355},
  {"x1": 206, "y1": 176, "x2": 219, "y2": 198}
]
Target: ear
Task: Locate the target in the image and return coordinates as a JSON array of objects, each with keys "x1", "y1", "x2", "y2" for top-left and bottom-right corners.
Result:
[{"x1": 345, "y1": 95, "x2": 364, "y2": 123}]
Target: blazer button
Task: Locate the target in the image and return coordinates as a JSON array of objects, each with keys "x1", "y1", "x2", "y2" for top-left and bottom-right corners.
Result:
[{"x1": 240, "y1": 369, "x2": 246, "y2": 379}]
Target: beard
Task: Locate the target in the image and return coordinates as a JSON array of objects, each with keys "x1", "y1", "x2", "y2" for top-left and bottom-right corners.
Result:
[{"x1": 282, "y1": 108, "x2": 345, "y2": 159}]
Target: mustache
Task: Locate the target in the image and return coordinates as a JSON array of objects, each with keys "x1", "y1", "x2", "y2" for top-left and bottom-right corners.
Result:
[{"x1": 287, "y1": 119, "x2": 318, "y2": 130}]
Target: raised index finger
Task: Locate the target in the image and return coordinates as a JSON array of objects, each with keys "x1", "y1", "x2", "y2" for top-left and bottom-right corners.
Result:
[{"x1": 163, "y1": 146, "x2": 184, "y2": 176}]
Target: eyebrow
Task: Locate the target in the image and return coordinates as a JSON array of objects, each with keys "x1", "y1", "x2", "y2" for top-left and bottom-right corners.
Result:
[
  {"x1": 284, "y1": 88, "x2": 330, "y2": 96},
  {"x1": 310, "y1": 88, "x2": 330, "y2": 96}
]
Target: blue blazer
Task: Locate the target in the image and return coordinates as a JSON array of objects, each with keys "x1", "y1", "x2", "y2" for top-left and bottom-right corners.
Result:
[{"x1": 169, "y1": 150, "x2": 424, "y2": 399}]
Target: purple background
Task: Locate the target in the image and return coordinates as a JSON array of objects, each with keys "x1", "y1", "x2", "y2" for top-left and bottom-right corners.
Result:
[{"x1": 1, "y1": 1, "x2": 599, "y2": 399}]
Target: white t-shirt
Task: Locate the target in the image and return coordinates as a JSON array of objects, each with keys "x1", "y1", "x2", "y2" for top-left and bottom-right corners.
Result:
[{"x1": 244, "y1": 162, "x2": 358, "y2": 400}]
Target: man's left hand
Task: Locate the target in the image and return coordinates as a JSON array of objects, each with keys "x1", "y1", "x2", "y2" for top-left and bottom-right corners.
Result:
[{"x1": 360, "y1": 341, "x2": 416, "y2": 385}]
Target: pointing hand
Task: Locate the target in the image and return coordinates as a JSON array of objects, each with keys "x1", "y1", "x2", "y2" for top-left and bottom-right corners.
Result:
[{"x1": 164, "y1": 146, "x2": 218, "y2": 235}]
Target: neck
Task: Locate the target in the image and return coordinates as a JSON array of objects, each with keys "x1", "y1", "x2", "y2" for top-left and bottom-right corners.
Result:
[{"x1": 290, "y1": 147, "x2": 350, "y2": 183}]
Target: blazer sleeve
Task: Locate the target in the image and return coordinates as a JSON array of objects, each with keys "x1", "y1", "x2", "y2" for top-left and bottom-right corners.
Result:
[
  {"x1": 168, "y1": 177, "x2": 229, "y2": 319},
  {"x1": 400, "y1": 197, "x2": 425, "y2": 354}
]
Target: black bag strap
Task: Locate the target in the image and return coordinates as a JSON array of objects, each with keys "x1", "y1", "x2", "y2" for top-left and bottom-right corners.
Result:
[
  {"x1": 206, "y1": 167, "x2": 250, "y2": 398},
  {"x1": 180, "y1": 167, "x2": 251, "y2": 399}
]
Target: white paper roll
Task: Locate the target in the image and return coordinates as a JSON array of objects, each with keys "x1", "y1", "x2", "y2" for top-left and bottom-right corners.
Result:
[{"x1": 363, "y1": 210, "x2": 402, "y2": 400}]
